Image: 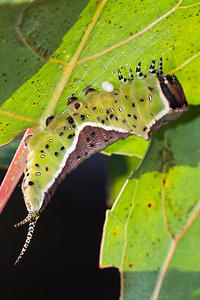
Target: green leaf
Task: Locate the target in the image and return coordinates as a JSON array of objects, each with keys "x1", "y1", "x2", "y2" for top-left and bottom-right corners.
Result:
[
  {"x1": 105, "y1": 155, "x2": 141, "y2": 205},
  {"x1": 0, "y1": 0, "x2": 31, "y2": 3},
  {"x1": 1, "y1": 0, "x2": 200, "y2": 298},
  {"x1": 100, "y1": 106, "x2": 200, "y2": 299},
  {"x1": 0, "y1": 137, "x2": 20, "y2": 168},
  {"x1": 102, "y1": 135, "x2": 149, "y2": 157},
  {"x1": 0, "y1": 0, "x2": 89, "y2": 143},
  {"x1": 0, "y1": 0, "x2": 89, "y2": 104},
  {"x1": 0, "y1": 0, "x2": 200, "y2": 145}
]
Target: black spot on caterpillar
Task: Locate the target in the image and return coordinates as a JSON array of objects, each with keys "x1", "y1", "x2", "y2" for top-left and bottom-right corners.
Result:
[{"x1": 14, "y1": 58, "x2": 188, "y2": 265}]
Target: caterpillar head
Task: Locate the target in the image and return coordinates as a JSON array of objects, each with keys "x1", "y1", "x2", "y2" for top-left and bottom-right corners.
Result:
[
  {"x1": 153, "y1": 74, "x2": 188, "y2": 128},
  {"x1": 159, "y1": 74, "x2": 187, "y2": 109},
  {"x1": 117, "y1": 58, "x2": 188, "y2": 138}
]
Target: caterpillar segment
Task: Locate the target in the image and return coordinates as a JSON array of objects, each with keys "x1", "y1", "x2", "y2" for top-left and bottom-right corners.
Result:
[{"x1": 14, "y1": 59, "x2": 188, "y2": 264}]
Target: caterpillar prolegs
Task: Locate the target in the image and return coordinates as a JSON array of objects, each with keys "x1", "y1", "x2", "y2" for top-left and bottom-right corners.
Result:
[{"x1": 14, "y1": 58, "x2": 188, "y2": 264}]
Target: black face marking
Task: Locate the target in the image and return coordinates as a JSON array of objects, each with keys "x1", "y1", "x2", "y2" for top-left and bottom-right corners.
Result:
[
  {"x1": 41, "y1": 150, "x2": 44, "y2": 153},
  {"x1": 110, "y1": 114, "x2": 114, "y2": 119},
  {"x1": 55, "y1": 152, "x2": 59, "y2": 157},
  {"x1": 132, "y1": 103, "x2": 135, "y2": 107},
  {"x1": 35, "y1": 163, "x2": 39, "y2": 167},
  {"x1": 127, "y1": 114, "x2": 131, "y2": 117},
  {"x1": 125, "y1": 95, "x2": 129, "y2": 99},
  {"x1": 45, "y1": 115, "x2": 55, "y2": 126},
  {"x1": 166, "y1": 74, "x2": 173, "y2": 83},
  {"x1": 60, "y1": 146, "x2": 65, "y2": 151},
  {"x1": 143, "y1": 127, "x2": 147, "y2": 131},
  {"x1": 133, "y1": 115, "x2": 137, "y2": 120},
  {"x1": 92, "y1": 107, "x2": 96, "y2": 110},
  {"x1": 133, "y1": 124, "x2": 136, "y2": 128},
  {"x1": 106, "y1": 109, "x2": 110, "y2": 114},
  {"x1": 59, "y1": 132, "x2": 64, "y2": 136},
  {"x1": 28, "y1": 181, "x2": 34, "y2": 186},
  {"x1": 86, "y1": 137, "x2": 90, "y2": 142},
  {"x1": 160, "y1": 78, "x2": 185, "y2": 109},
  {"x1": 115, "y1": 117, "x2": 118, "y2": 121},
  {"x1": 80, "y1": 115, "x2": 85, "y2": 120},
  {"x1": 91, "y1": 132, "x2": 95, "y2": 137},
  {"x1": 140, "y1": 98, "x2": 144, "y2": 102},
  {"x1": 148, "y1": 86, "x2": 153, "y2": 91},
  {"x1": 101, "y1": 120, "x2": 105, "y2": 124},
  {"x1": 63, "y1": 126, "x2": 66, "y2": 130},
  {"x1": 45, "y1": 167, "x2": 49, "y2": 171},
  {"x1": 45, "y1": 144, "x2": 49, "y2": 149}
]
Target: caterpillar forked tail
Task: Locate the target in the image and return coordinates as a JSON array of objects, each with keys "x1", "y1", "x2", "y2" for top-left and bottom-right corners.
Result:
[
  {"x1": 14, "y1": 211, "x2": 34, "y2": 227},
  {"x1": 14, "y1": 215, "x2": 39, "y2": 265}
]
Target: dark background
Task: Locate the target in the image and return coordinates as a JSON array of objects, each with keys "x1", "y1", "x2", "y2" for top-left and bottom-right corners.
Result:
[{"x1": 0, "y1": 153, "x2": 120, "y2": 300}]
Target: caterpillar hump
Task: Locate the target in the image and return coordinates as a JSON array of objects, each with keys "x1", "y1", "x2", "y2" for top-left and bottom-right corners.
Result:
[{"x1": 14, "y1": 58, "x2": 188, "y2": 264}]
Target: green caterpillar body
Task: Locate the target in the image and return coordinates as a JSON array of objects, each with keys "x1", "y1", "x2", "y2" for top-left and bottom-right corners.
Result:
[{"x1": 14, "y1": 59, "x2": 188, "y2": 264}]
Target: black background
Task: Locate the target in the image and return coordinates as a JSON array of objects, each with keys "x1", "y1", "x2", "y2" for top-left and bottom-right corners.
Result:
[{"x1": 0, "y1": 153, "x2": 120, "y2": 300}]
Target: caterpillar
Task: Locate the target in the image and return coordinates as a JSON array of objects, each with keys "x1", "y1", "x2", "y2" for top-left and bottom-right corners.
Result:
[{"x1": 14, "y1": 58, "x2": 188, "y2": 264}]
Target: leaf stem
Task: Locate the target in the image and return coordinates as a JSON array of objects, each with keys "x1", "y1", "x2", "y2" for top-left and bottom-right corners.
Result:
[{"x1": 0, "y1": 128, "x2": 32, "y2": 214}]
